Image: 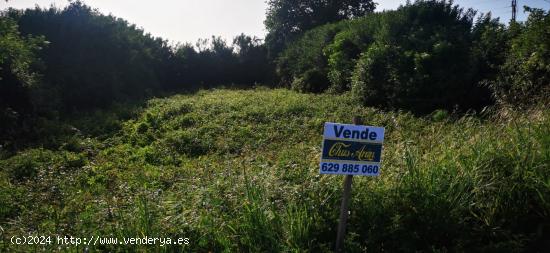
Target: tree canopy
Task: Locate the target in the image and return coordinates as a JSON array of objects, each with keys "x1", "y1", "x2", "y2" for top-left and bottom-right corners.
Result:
[
  {"x1": 0, "y1": 17, "x2": 45, "y2": 145},
  {"x1": 264, "y1": 0, "x2": 376, "y2": 58},
  {"x1": 1, "y1": 0, "x2": 549, "y2": 149}
]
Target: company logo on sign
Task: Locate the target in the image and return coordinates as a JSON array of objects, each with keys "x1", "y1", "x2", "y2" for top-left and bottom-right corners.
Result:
[{"x1": 320, "y1": 122, "x2": 385, "y2": 176}]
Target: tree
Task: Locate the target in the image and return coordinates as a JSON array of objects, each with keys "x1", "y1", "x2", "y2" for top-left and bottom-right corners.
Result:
[
  {"x1": 0, "y1": 16, "x2": 45, "y2": 146},
  {"x1": 351, "y1": 1, "x2": 484, "y2": 113},
  {"x1": 10, "y1": 1, "x2": 173, "y2": 112},
  {"x1": 470, "y1": 13, "x2": 508, "y2": 104},
  {"x1": 276, "y1": 21, "x2": 348, "y2": 91},
  {"x1": 171, "y1": 34, "x2": 270, "y2": 88},
  {"x1": 490, "y1": 7, "x2": 550, "y2": 107},
  {"x1": 232, "y1": 34, "x2": 271, "y2": 85},
  {"x1": 264, "y1": 0, "x2": 376, "y2": 59}
]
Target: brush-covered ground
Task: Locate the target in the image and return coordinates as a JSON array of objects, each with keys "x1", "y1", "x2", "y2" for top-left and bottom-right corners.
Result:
[{"x1": 0, "y1": 88, "x2": 549, "y2": 252}]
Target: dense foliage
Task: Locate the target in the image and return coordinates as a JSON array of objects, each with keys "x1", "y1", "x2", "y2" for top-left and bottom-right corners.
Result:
[
  {"x1": 0, "y1": 17, "x2": 45, "y2": 148},
  {"x1": 278, "y1": 1, "x2": 489, "y2": 112},
  {"x1": 350, "y1": 1, "x2": 489, "y2": 113},
  {"x1": 276, "y1": 0, "x2": 549, "y2": 113},
  {"x1": 172, "y1": 34, "x2": 271, "y2": 90},
  {"x1": 8, "y1": 2, "x2": 173, "y2": 112},
  {"x1": 2, "y1": 2, "x2": 271, "y2": 113},
  {"x1": 1, "y1": 89, "x2": 548, "y2": 252},
  {"x1": 490, "y1": 7, "x2": 550, "y2": 107},
  {"x1": 276, "y1": 21, "x2": 348, "y2": 92},
  {"x1": 264, "y1": 0, "x2": 376, "y2": 59},
  {"x1": 1, "y1": 0, "x2": 548, "y2": 144},
  {"x1": 0, "y1": 2, "x2": 271, "y2": 150},
  {"x1": 1, "y1": 1, "x2": 549, "y2": 251}
]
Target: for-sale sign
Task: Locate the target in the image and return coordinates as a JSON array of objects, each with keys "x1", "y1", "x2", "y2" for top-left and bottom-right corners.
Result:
[{"x1": 320, "y1": 122, "x2": 385, "y2": 176}]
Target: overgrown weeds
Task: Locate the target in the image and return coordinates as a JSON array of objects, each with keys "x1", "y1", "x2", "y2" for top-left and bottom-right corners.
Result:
[{"x1": 1, "y1": 89, "x2": 548, "y2": 252}]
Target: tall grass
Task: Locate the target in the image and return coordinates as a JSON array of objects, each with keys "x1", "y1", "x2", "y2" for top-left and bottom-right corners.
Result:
[{"x1": 0, "y1": 89, "x2": 548, "y2": 252}]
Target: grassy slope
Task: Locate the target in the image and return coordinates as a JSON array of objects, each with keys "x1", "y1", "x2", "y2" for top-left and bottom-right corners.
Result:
[{"x1": 1, "y1": 88, "x2": 549, "y2": 252}]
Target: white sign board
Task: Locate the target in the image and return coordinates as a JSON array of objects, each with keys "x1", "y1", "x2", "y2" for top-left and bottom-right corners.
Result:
[{"x1": 320, "y1": 122, "x2": 385, "y2": 176}]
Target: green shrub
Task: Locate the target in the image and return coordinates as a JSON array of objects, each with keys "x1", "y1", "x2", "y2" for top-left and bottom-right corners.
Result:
[
  {"x1": 277, "y1": 22, "x2": 347, "y2": 90},
  {"x1": 281, "y1": 1, "x2": 503, "y2": 113},
  {"x1": 9, "y1": 2, "x2": 172, "y2": 112},
  {"x1": 0, "y1": 16, "x2": 46, "y2": 148},
  {"x1": 490, "y1": 8, "x2": 550, "y2": 107},
  {"x1": 324, "y1": 17, "x2": 378, "y2": 93},
  {"x1": 291, "y1": 68, "x2": 330, "y2": 93},
  {"x1": 0, "y1": 149, "x2": 49, "y2": 181},
  {"x1": 163, "y1": 130, "x2": 208, "y2": 157},
  {"x1": 430, "y1": 109, "x2": 449, "y2": 122},
  {"x1": 349, "y1": 1, "x2": 493, "y2": 113},
  {"x1": 0, "y1": 148, "x2": 85, "y2": 181},
  {"x1": 470, "y1": 14, "x2": 509, "y2": 94},
  {"x1": 351, "y1": 43, "x2": 411, "y2": 109}
]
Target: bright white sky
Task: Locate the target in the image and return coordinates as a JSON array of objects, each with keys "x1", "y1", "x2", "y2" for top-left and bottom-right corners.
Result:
[{"x1": 1, "y1": 0, "x2": 549, "y2": 44}]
